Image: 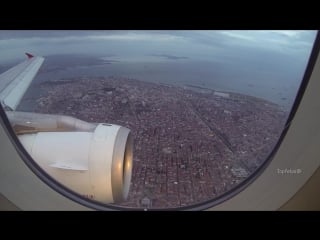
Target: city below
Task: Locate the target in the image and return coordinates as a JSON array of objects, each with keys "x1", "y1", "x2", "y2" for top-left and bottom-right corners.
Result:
[{"x1": 32, "y1": 76, "x2": 287, "y2": 209}]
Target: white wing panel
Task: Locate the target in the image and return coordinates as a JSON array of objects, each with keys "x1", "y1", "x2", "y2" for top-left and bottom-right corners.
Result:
[{"x1": 0, "y1": 56, "x2": 44, "y2": 110}]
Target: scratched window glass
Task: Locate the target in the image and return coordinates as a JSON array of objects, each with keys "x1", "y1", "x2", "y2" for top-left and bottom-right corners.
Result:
[{"x1": 0, "y1": 30, "x2": 316, "y2": 209}]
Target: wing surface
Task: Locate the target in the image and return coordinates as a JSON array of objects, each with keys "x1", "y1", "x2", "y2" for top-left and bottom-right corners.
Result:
[{"x1": 0, "y1": 53, "x2": 44, "y2": 110}]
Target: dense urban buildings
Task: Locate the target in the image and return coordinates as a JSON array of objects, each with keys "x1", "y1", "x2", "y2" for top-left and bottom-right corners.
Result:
[{"x1": 33, "y1": 76, "x2": 287, "y2": 208}]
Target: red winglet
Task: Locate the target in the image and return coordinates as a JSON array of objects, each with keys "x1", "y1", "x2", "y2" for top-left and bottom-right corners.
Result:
[{"x1": 25, "y1": 53, "x2": 34, "y2": 59}]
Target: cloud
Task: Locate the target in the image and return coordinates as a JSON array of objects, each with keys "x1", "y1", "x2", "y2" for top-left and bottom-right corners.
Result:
[
  {"x1": 86, "y1": 32, "x2": 182, "y2": 42},
  {"x1": 220, "y1": 31, "x2": 257, "y2": 41},
  {"x1": 0, "y1": 30, "x2": 184, "y2": 43}
]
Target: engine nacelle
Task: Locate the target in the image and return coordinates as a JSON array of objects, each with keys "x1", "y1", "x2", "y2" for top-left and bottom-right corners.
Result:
[{"x1": 18, "y1": 123, "x2": 133, "y2": 204}]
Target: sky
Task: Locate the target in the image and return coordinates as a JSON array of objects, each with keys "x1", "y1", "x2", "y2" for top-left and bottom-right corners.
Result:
[
  {"x1": 0, "y1": 30, "x2": 317, "y2": 108},
  {"x1": 0, "y1": 30, "x2": 316, "y2": 64}
]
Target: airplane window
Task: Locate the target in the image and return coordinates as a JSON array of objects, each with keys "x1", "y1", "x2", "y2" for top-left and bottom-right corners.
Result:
[{"x1": 0, "y1": 30, "x2": 317, "y2": 210}]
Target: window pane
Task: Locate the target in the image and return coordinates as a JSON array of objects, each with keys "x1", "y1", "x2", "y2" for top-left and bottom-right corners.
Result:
[{"x1": 0, "y1": 30, "x2": 316, "y2": 209}]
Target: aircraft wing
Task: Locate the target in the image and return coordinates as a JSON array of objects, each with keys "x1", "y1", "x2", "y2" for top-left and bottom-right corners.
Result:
[{"x1": 0, "y1": 53, "x2": 44, "y2": 111}]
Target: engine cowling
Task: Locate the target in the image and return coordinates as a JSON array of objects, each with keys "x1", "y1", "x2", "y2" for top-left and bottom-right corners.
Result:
[{"x1": 17, "y1": 120, "x2": 133, "y2": 204}]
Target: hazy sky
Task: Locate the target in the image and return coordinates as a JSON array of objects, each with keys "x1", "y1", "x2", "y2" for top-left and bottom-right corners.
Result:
[
  {"x1": 0, "y1": 30, "x2": 317, "y2": 108},
  {"x1": 0, "y1": 30, "x2": 316, "y2": 65}
]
